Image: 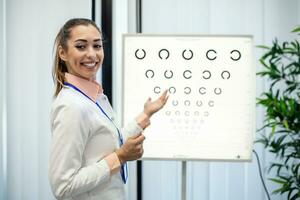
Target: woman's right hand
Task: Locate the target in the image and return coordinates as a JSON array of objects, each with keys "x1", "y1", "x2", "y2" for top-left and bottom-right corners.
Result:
[
  {"x1": 143, "y1": 90, "x2": 169, "y2": 118},
  {"x1": 115, "y1": 134, "x2": 145, "y2": 164}
]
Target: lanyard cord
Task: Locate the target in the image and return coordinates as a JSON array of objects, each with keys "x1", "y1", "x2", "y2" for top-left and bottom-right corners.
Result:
[
  {"x1": 64, "y1": 82, "x2": 128, "y2": 183},
  {"x1": 64, "y1": 82, "x2": 124, "y2": 146}
]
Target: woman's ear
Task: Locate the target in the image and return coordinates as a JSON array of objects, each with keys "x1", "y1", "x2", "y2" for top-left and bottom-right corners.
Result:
[{"x1": 58, "y1": 46, "x2": 68, "y2": 61}]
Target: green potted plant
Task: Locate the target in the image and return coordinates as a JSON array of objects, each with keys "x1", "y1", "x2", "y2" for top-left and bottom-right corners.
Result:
[{"x1": 256, "y1": 26, "x2": 300, "y2": 200}]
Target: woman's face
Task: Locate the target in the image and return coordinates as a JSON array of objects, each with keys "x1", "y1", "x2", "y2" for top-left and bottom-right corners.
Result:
[{"x1": 59, "y1": 24, "x2": 104, "y2": 81}]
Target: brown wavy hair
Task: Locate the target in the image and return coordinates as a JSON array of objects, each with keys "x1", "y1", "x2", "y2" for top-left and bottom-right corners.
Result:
[{"x1": 52, "y1": 18, "x2": 101, "y2": 97}]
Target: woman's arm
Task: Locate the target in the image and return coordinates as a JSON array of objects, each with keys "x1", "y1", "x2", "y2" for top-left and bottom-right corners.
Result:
[{"x1": 121, "y1": 90, "x2": 169, "y2": 139}]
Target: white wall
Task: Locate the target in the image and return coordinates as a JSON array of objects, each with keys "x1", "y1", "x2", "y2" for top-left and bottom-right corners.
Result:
[
  {"x1": 4, "y1": 0, "x2": 91, "y2": 199},
  {"x1": 0, "y1": 0, "x2": 7, "y2": 199}
]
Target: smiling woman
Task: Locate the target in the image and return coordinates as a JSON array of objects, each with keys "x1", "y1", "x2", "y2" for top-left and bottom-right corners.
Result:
[
  {"x1": 49, "y1": 18, "x2": 169, "y2": 200},
  {"x1": 52, "y1": 18, "x2": 103, "y2": 96},
  {"x1": 58, "y1": 24, "x2": 103, "y2": 81}
]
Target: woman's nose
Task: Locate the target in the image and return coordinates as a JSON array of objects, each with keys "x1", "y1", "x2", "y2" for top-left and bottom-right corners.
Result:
[{"x1": 86, "y1": 46, "x2": 97, "y2": 59}]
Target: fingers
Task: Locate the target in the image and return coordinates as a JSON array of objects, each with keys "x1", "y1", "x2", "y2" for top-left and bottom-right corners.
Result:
[
  {"x1": 130, "y1": 133, "x2": 142, "y2": 139},
  {"x1": 146, "y1": 89, "x2": 168, "y2": 105},
  {"x1": 157, "y1": 90, "x2": 169, "y2": 106},
  {"x1": 161, "y1": 89, "x2": 168, "y2": 95},
  {"x1": 128, "y1": 134, "x2": 145, "y2": 145},
  {"x1": 162, "y1": 93, "x2": 169, "y2": 104},
  {"x1": 160, "y1": 90, "x2": 168, "y2": 99},
  {"x1": 136, "y1": 144, "x2": 143, "y2": 154},
  {"x1": 159, "y1": 90, "x2": 168, "y2": 99},
  {"x1": 121, "y1": 134, "x2": 145, "y2": 161},
  {"x1": 144, "y1": 97, "x2": 151, "y2": 105},
  {"x1": 135, "y1": 135, "x2": 145, "y2": 157},
  {"x1": 137, "y1": 145, "x2": 144, "y2": 156},
  {"x1": 133, "y1": 134, "x2": 145, "y2": 144}
]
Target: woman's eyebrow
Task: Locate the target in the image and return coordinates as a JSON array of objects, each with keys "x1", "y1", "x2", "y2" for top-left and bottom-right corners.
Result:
[
  {"x1": 74, "y1": 38, "x2": 102, "y2": 42},
  {"x1": 74, "y1": 39, "x2": 87, "y2": 42}
]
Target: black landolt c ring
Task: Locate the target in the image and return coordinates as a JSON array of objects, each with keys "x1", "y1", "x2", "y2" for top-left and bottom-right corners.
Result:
[
  {"x1": 135, "y1": 49, "x2": 146, "y2": 59},
  {"x1": 206, "y1": 49, "x2": 217, "y2": 60},
  {"x1": 196, "y1": 100, "x2": 203, "y2": 107},
  {"x1": 202, "y1": 70, "x2": 211, "y2": 79},
  {"x1": 184, "y1": 87, "x2": 191, "y2": 94},
  {"x1": 214, "y1": 87, "x2": 222, "y2": 95},
  {"x1": 182, "y1": 49, "x2": 193, "y2": 60},
  {"x1": 172, "y1": 100, "x2": 179, "y2": 106},
  {"x1": 199, "y1": 87, "x2": 206, "y2": 94},
  {"x1": 183, "y1": 70, "x2": 192, "y2": 79},
  {"x1": 164, "y1": 70, "x2": 173, "y2": 79},
  {"x1": 145, "y1": 69, "x2": 154, "y2": 78},
  {"x1": 158, "y1": 49, "x2": 170, "y2": 59},
  {"x1": 154, "y1": 86, "x2": 161, "y2": 94},
  {"x1": 221, "y1": 70, "x2": 230, "y2": 79},
  {"x1": 169, "y1": 87, "x2": 176, "y2": 94},
  {"x1": 230, "y1": 50, "x2": 241, "y2": 61}
]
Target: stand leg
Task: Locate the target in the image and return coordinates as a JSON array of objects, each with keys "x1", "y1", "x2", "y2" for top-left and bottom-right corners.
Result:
[{"x1": 181, "y1": 161, "x2": 186, "y2": 200}]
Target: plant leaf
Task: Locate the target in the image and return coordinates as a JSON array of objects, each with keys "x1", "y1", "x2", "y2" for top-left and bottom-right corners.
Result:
[
  {"x1": 291, "y1": 26, "x2": 300, "y2": 33},
  {"x1": 257, "y1": 45, "x2": 271, "y2": 50}
]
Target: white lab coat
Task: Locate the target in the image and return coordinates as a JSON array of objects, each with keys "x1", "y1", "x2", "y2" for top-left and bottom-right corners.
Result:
[{"x1": 49, "y1": 86, "x2": 143, "y2": 200}]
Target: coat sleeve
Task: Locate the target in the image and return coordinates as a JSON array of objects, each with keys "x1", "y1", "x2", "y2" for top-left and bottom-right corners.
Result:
[
  {"x1": 49, "y1": 100, "x2": 110, "y2": 199},
  {"x1": 120, "y1": 119, "x2": 144, "y2": 140},
  {"x1": 101, "y1": 97, "x2": 149, "y2": 140},
  {"x1": 120, "y1": 112, "x2": 151, "y2": 140}
]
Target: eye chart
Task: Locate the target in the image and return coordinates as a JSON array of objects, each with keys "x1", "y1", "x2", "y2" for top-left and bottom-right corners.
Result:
[{"x1": 122, "y1": 35, "x2": 255, "y2": 161}]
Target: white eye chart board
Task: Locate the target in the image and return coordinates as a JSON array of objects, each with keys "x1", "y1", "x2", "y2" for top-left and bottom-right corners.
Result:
[{"x1": 122, "y1": 34, "x2": 255, "y2": 161}]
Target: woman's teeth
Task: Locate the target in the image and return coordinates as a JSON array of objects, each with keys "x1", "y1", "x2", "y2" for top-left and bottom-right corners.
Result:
[{"x1": 82, "y1": 62, "x2": 96, "y2": 68}]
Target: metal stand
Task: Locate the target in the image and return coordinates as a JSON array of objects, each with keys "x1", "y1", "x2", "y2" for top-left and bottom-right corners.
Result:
[{"x1": 181, "y1": 161, "x2": 187, "y2": 200}]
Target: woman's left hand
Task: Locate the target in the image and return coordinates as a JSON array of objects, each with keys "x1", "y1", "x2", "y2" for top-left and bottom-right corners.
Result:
[{"x1": 143, "y1": 90, "x2": 169, "y2": 118}]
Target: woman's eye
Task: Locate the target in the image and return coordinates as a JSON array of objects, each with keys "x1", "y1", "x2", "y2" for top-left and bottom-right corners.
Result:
[
  {"x1": 75, "y1": 45, "x2": 85, "y2": 49},
  {"x1": 94, "y1": 44, "x2": 103, "y2": 49}
]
